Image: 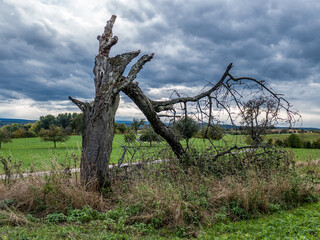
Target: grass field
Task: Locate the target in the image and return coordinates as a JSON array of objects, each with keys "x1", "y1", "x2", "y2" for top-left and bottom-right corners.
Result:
[
  {"x1": 1, "y1": 133, "x2": 320, "y2": 173},
  {"x1": 1, "y1": 133, "x2": 320, "y2": 239},
  {"x1": 0, "y1": 135, "x2": 125, "y2": 173},
  {"x1": 199, "y1": 202, "x2": 320, "y2": 239}
]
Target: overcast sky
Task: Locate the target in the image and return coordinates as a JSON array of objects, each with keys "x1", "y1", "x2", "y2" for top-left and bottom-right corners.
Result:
[{"x1": 0, "y1": 0, "x2": 320, "y2": 127}]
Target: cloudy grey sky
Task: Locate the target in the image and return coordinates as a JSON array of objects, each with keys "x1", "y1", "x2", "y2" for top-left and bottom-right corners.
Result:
[{"x1": 0, "y1": 0, "x2": 320, "y2": 127}]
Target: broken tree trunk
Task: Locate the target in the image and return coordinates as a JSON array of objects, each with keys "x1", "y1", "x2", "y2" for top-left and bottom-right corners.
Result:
[
  {"x1": 69, "y1": 15, "x2": 153, "y2": 189},
  {"x1": 122, "y1": 83, "x2": 186, "y2": 160}
]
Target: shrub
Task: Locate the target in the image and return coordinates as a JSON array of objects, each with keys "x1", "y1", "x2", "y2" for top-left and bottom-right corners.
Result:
[
  {"x1": 139, "y1": 127, "x2": 161, "y2": 146},
  {"x1": 287, "y1": 134, "x2": 302, "y2": 148},
  {"x1": 197, "y1": 125, "x2": 223, "y2": 140},
  {"x1": 124, "y1": 130, "x2": 136, "y2": 144},
  {"x1": 174, "y1": 117, "x2": 199, "y2": 149}
]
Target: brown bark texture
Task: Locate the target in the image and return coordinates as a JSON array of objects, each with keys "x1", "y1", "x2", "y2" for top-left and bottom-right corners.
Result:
[{"x1": 69, "y1": 15, "x2": 153, "y2": 189}]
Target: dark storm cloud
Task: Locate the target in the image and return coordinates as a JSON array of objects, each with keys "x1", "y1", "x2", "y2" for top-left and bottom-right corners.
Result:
[
  {"x1": 0, "y1": 1, "x2": 95, "y2": 102},
  {"x1": 108, "y1": 0, "x2": 320, "y2": 91},
  {"x1": 1, "y1": 0, "x2": 320, "y2": 125}
]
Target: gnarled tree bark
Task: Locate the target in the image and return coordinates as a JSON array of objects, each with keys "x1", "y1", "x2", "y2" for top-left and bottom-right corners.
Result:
[{"x1": 69, "y1": 15, "x2": 153, "y2": 189}]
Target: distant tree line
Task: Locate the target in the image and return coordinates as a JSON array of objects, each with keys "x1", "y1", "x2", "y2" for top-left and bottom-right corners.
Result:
[
  {"x1": 271, "y1": 133, "x2": 320, "y2": 149},
  {"x1": 0, "y1": 113, "x2": 84, "y2": 138},
  {"x1": 0, "y1": 113, "x2": 84, "y2": 148}
]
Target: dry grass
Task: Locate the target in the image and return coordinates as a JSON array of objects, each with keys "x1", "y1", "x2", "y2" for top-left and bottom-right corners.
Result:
[
  {"x1": 0, "y1": 172, "x2": 110, "y2": 216},
  {"x1": 114, "y1": 160, "x2": 318, "y2": 227},
  {"x1": 0, "y1": 154, "x2": 319, "y2": 228}
]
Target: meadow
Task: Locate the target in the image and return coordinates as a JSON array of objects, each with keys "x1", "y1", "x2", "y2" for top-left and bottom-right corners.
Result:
[
  {"x1": 1, "y1": 133, "x2": 320, "y2": 173},
  {"x1": 1, "y1": 132, "x2": 320, "y2": 239}
]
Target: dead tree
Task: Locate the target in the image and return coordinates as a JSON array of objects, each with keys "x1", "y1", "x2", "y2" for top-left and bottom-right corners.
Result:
[
  {"x1": 123, "y1": 63, "x2": 299, "y2": 161},
  {"x1": 69, "y1": 15, "x2": 153, "y2": 189},
  {"x1": 70, "y1": 15, "x2": 298, "y2": 189},
  {"x1": 240, "y1": 96, "x2": 278, "y2": 145}
]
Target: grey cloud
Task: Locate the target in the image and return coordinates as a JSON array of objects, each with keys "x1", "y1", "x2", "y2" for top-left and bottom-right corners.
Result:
[{"x1": 0, "y1": 0, "x2": 320, "y2": 126}]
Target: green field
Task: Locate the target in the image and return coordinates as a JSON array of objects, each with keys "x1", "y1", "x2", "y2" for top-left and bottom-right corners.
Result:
[
  {"x1": 0, "y1": 135, "x2": 125, "y2": 172},
  {"x1": 1, "y1": 133, "x2": 320, "y2": 173},
  {"x1": 199, "y1": 202, "x2": 320, "y2": 239}
]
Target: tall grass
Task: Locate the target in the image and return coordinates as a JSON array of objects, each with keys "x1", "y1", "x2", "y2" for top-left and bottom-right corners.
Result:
[{"x1": 1, "y1": 146, "x2": 317, "y2": 235}]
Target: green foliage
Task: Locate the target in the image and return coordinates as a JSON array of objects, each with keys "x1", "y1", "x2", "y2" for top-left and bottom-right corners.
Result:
[
  {"x1": 56, "y1": 113, "x2": 72, "y2": 129},
  {"x1": 1, "y1": 123, "x2": 22, "y2": 135},
  {"x1": 198, "y1": 125, "x2": 224, "y2": 140},
  {"x1": 39, "y1": 115, "x2": 56, "y2": 130},
  {"x1": 174, "y1": 117, "x2": 199, "y2": 148},
  {"x1": 12, "y1": 127, "x2": 37, "y2": 138},
  {"x1": 287, "y1": 133, "x2": 302, "y2": 148},
  {"x1": 69, "y1": 113, "x2": 85, "y2": 134},
  {"x1": 0, "y1": 199, "x2": 16, "y2": 209},
  {"x1": 139, "y1": 127, "x2": 161, "y2": 146},
  {"x1": 0, "y1": 129, "x2": 12, "y2": 149},
  {"x1": 39, "y1": 126, "x2": 70, "y2": 148},
  {"x1": 130, "y1": 118, "x2": 145, "y2": 133},
  {"x1": 115, "y1": 123, "x2": 127, "y2": 134},
  {"x1": 45, "y1": 212, "x2": 67, "y2": 223},
  {"x1": 45, "y1": 206, "x2": 105, "y2": 224},
  {"x1": 124, "y1": 130, "x2": 136, "y2": 144}
]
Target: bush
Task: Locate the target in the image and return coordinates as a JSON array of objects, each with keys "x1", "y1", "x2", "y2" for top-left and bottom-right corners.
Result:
[
  {"x1": 287, "y1": 134, "x2": 302, "y2": 148},
  {"x1": 0, "y1": 145, "x2": 318, "y2": 232},
  {"x1": 124, "y1": 130, "x2": 136, "y2": 144},
  {"x1": 174, "y1": 117, "x2": 199, "y2": 148},
  {"x1": 197, "y1": 125, "x2": 223, "y2": 140},
  {"x1": 139, "y1": 127, "x2": 161, "y2": 146}
]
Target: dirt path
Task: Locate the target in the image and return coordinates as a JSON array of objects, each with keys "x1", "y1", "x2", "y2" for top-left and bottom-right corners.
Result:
[{"x1": 0, "y1": 159, "x2": 169, "y2": 180}]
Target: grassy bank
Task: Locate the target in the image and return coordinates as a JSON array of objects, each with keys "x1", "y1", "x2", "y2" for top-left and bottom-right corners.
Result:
[{"x1": 1, "y1": 202, "x2": 320, "y2": 239}]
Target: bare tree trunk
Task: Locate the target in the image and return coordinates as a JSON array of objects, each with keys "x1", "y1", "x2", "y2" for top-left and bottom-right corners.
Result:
[
  {"x1": 69, "y1": 16, "x2": 153, "y2": 189},
  {"x1": 78, "y1": 95, "x2": 119, "y2": 189},
  {"x1": 122, "y1": 83, "x2": 187, "y2": 161}
]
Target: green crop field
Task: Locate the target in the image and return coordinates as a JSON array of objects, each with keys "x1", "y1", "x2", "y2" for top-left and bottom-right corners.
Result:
[{"x1": 1, "y1": 133, "x2": 320, "y2": 173}]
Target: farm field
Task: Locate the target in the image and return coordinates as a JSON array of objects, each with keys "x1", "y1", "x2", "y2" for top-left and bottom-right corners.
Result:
[{"x1": 1, "y1": 133, "x2": 320, "y2": 173}]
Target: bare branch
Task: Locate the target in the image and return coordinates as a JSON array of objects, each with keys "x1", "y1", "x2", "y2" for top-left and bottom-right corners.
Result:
[
  {"x1": 68, "y1": 96, "x2": 89, "y2": 112},
  {"x1": 98, "y1": 15, "x2": 118, "y2": 56},
  {"x1": 152, "y1": 63, "x2": 233, "y2": 107},
  {"x1": 118, "y1": 53, "x2": 154, "y2": 91}
]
